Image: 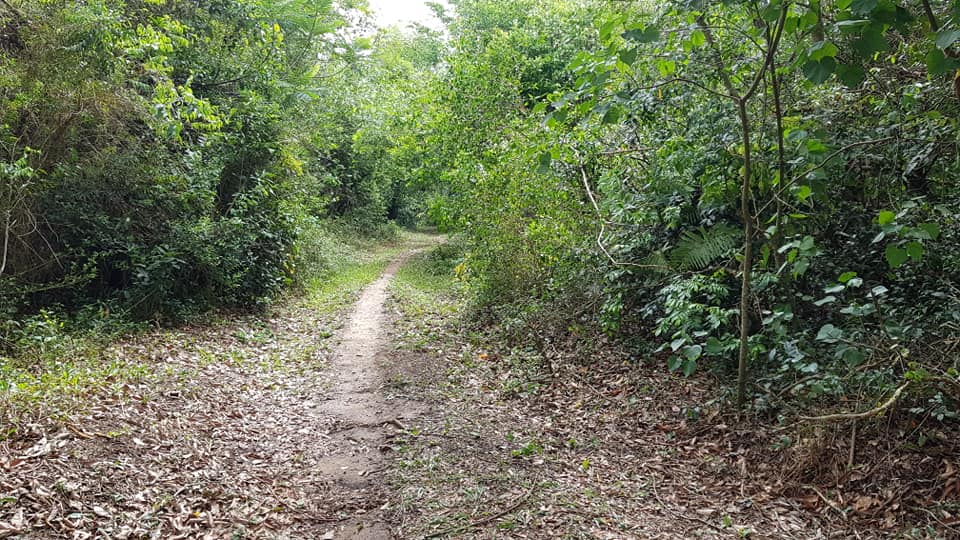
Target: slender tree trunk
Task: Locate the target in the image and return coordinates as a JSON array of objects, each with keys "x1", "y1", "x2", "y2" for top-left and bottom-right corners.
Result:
[
  {"x1": 736, "y1": 98, "x2": 754, "y2": 409},
  {"x1": 770, "y1": 63, "x2": 787, "y2": 269},
  {"x1": 698, "y1": 4, "x2": 788, "y2": 409}
]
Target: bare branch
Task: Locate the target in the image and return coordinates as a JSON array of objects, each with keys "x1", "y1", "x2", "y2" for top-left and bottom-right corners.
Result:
[
  {"x1": 578, "y1": 163, "x2": 671, "y2": 271},
  {"x1": 799, "y1": 383, "x2": 909, "y2": 423},
  {"x1": 0, "y1": 211, "x2": 10, "y2": 276}
]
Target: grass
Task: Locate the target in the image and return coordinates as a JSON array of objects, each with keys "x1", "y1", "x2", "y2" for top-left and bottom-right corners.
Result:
[
  {"x1": 301, "y1": 228, "x2": 441, "y2": 314},
  {"x1": 0, "y1": 351, "x2": 155, "y2": 434},
  {"x1": 390, "y1": 242, "x2": 464, "y2": 318}
]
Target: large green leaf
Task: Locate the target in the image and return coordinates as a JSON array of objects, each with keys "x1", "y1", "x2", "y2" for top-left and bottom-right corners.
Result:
[
  {"x1": 622, "y1": 26, "x2": 660, "y2": 43},
  {"x1": 885, "y1": 244, "x2": 908, "y2": 268},
  {"x1": 802, "y1": 57, "x2": 836, "y2": 83}
]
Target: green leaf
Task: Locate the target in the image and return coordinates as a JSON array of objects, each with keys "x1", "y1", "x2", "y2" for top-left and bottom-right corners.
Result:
[
  {"x1": 761, "y1": 1, "x2": 785, "y2": 22},
  {"x1": 599, "y1": 18, "x2": 618, "y2": 41},
  {"x1": 885, "y1": 244, "x2": 908, "y2": 268},
  {"x1": 808, "y1": 41, "x2": 838, "y2": 61},
  {"x1": 838, "y1": 271, "x2": 858, "y2": 283},
  {"x1": 705, "y1": 337, "x2": 724, "y2": 355},
  {"x1": 601, "y1": 105, "x2": 623, "y2": 125},
  {"x1": 682, "y1": 358, "x2": 697, "y2": 377},
  {"x1": 935, "y1": 29, "x2": 960, "y2": 50},
  {"x1": 656, "y1": 59, "x2": 677, "y2": 77},
  {"x1": 683, "y1": 344, "x2": 703, "y2": 361},
  {"x1": 667, "y1": 355, "x2": 682, "y2": 372},
  {"x1": 805, "y1": 139, "x2": 827, "y2": 153},
  {"x1": 689, "y1": 29, "x2": 706, "y2": 47},
  {"x1": 852, "y1": 28, "x2": 888, "y2": 57},
  {"x1": 618, "y1": 47, "x2": 639, "y2": 66},
  {"x1": 802, "y1": 57, "x2": 836, "y2": 83},
  {"x1": 877, "y1": 210, "x2": 896, "y2": 225},
  {"x1": 814, "y1": 295, "x2": 837, "y2": 306},
  {"x1": 669, "y1": 224, "x2": 740, "y2": 270},
  {"x1": 906, "y1": 241, "x2": 923, "y2": 262},
  {"x1": 800, "y1": 10, "x2": 820, "y2": 30},
  {"x1": 537, "y1": 152, "x2": 552, "y2": 173},
  {"x1": 869, "y1": 285, "x2": 888, "y2": 297},
  {"x1": 816, "y1": 324, "x2": 843, "y2": 343},
  {"x1": 836, "y1": 19, "x2": 871, "y2": 34},
  {"x1": 799, "y1": 362, "x2": 819, "y2": 373},
  {"x1": 842, "y1": 347, "x2": 866, "y2": 366},
  {"x1": 622, "y1": 26, "x2": 660, "y2": 43},
  {"x1": 926, "y1": 48, "x2": 956, "y2": 74},
  {"x1": 849, "y1": 0, "x2": 878, "y2": 15},
  {"x1": 836, "y1": 64, "x2": 866, "y2": 87},
  {"x1": 919, "y1": 222, "x2": 941, "y2": 240}
]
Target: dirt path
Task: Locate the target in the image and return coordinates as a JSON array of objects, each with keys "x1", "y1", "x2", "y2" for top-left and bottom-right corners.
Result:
[
  {"x1": 0, "y1": 247, "x2": 427, "y2": 539},
  {"x1": 317, "y1": 253, "x2": 422, "y2": 539}
]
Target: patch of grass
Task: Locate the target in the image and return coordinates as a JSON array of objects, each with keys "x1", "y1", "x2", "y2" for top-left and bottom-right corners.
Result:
[
  {"x1": 299, "y1": 227, "x2": 439, "y2": 314},
  {"x1": 391, "y1": 243, "x2": 464, "y2": 320},
  {"x1": 0, "y1": 353, "x2": 155, "y2": 435},
  {"x1": 307, "y1": 256, "x2": 394, "y2": 314}
]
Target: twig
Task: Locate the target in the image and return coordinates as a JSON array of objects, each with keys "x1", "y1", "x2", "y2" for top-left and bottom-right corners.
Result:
[
  {"x1": 804, "y1": 485, "x2": 846, "y2": 518},
  {"x1": 921, "y1": 0, "x2": 940, "y2": 31},
  {"x1": 799, "y1": 383, "x2": 909, "y2": 423},
  {"x1": 910, "y1": 504, "x2": 960, "y2": 535},
  {"x1": 0, "y1": 211, "x2": 10, "y2": 277},
  {"x1": 848, "y1": 419, "x2": 857, "y2": 469},
  {"x1": 578, "y1": 163, "x2": 671, "y2": 271},
  {"x1": 757, "y1": 137, "x2": 897, "y2": 216}
]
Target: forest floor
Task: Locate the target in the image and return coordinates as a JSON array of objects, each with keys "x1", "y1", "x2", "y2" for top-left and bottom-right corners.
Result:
[
  {"x1": 382, "y1": 251, "x2": 959, "y2": 540},
  {"x1": 2, "y1": 238, "x2": 957, "y2": 539}
]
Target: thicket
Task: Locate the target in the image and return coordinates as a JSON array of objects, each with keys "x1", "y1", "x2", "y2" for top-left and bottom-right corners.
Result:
[
  {"x1": 405, "y1": 0, "x2": 960, "y2": 422},
  {"x1": 0, "y1": 0, "x2": 428, "y2": 350},
  {"x1": 2, "y1": 0, "x2": 958, "y2": 425}
]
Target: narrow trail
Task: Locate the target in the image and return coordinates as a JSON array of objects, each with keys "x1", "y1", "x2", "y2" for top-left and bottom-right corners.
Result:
[
  {"x1": 318, "y1": 251, "x2": 423, "y2": 539},
  {"x1": 0, "y1": 247, "x2": 430, "y2": 539}
]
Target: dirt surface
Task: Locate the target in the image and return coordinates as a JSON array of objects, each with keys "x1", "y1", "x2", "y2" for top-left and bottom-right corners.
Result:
[
  {"x1": 0, "y1": 250, "x2": 423, "y2": 539},
  {"x1": 318, "y1": 253, "x2": 423, "y2": 539}
]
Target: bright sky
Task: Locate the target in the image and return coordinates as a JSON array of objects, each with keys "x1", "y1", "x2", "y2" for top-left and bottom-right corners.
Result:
[{"x1": 367, "y1": 0, "x2": 445, "y2": 30}]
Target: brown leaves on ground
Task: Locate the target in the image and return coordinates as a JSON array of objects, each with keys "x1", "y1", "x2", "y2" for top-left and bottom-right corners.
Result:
[
  {"x1": 384, "y1": 290, "x2": 960, "y2": 539},
  {"x1": 0, "y1": 300, "x2": 375, "y2": 539}
]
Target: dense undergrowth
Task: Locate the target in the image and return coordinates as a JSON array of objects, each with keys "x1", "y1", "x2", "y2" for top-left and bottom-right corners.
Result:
[
  {"x1": 0, "y1": 0, "x2": 441, "y2": 353},
  {"x1": 393, "y1": 0, "x2": 960, "y2": 430},
  {"x1": 389, "y1": 246, "x2": 957, "y2": 538}
]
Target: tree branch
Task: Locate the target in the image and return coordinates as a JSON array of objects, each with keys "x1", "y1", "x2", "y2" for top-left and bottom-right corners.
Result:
[
  {"x1": 744, "y1": 2, "x2": 789, "y2": 100},
  {"x1": 756, "y1": 136, "x2": 897, "y2": 216},
  {"x1": 921, "y1": 0, "x2": 940, "y2": 32},
  {"x1": 578, "y1": 163, "x2": 671, "y2": 271},
  {"x1": 799, "y1": 383, "x2": 910, "y2": 423},
  {"x1": 0, "y1": 211, "x2": 10, "y2": 277}
]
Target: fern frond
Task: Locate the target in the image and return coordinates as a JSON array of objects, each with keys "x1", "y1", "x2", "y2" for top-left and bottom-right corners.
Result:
[
  {"x1": 640, "y1": 250, "x2": 671, "y2": 275},
  {"x1": 669, "y1": 224, "x2": 740, "y2": 270}
]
